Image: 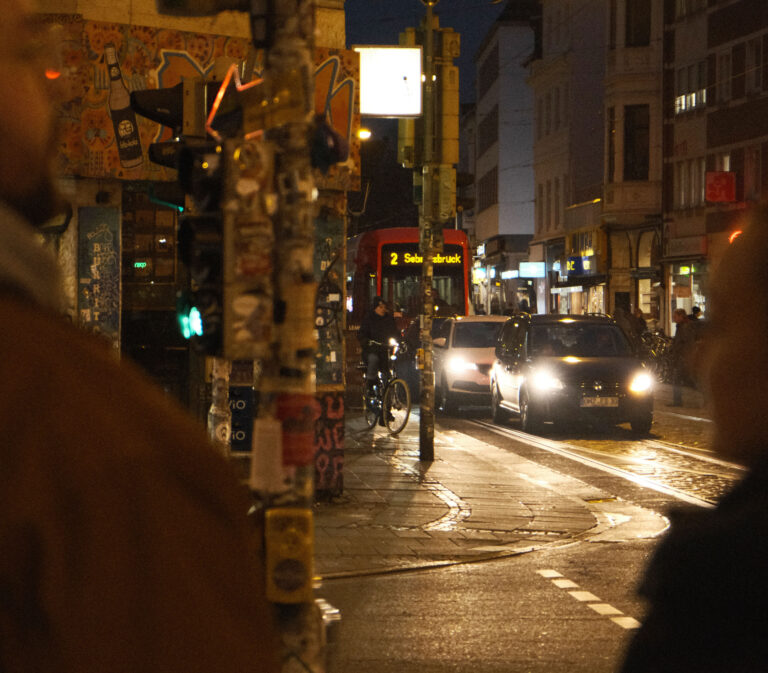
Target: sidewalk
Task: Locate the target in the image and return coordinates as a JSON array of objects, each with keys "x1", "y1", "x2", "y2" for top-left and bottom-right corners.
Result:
[{"x1": 314, "y1": 403, "x2": 673, "y2": 579}]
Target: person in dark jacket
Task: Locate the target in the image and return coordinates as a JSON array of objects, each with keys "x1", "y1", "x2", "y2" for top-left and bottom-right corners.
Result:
[
  {"x1": 358, "y1": 295, "x2": 400, "y2": 389},
  {"x1": 0, "y1": 2, "x2": 279, "y2": 670},
  {"x1": 619, "y1": 207, "x2": 768, "y2": 673}
]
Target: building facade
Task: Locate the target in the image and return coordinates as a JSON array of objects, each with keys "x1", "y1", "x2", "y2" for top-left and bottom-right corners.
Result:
[
  {"x1": 603, "y1": 0, "x2": 664, "y2": 327},
  {"x1": 528, "y1": 0, "x2": 607, "y2": 315},
  {"x1": 37, "y1": 0, "x2": 355, "y2": 496},
  {"x1": 472, "y1": 0, "x2": 538, "y2": 314}
]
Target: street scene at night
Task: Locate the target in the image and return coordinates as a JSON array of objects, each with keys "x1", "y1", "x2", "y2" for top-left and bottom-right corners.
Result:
[{"x1": 2, "y1": 0, "x2": 768, "y2": 672}]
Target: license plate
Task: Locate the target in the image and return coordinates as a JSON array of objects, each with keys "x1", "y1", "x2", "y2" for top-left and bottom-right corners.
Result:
[{"x1": 581, "y1": 396, "x2": 619, "y2": 408}]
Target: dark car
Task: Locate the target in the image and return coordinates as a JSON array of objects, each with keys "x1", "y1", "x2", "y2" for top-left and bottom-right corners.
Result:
[{"x1": 490, "y1": 314, "x2": 654, "y2": 435}]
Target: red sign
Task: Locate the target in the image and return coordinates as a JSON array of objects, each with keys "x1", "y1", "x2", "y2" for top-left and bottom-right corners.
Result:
[{"x1": 706, "y1": 171, "x2": 736, "y2": 203}]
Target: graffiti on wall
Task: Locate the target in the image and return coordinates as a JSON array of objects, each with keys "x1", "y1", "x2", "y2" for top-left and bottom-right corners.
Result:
[
  {"x1": 77, "y1": 207, "x2": 121, "y2": 347},
  {"x1": 52, "y1": 17, "x2": 360, "y2": 190},
  {"x1": 314, "y1": 391, "x2": 344, "y2": 497}
]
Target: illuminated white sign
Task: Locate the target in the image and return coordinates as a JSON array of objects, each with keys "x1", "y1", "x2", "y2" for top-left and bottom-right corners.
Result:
[
  {"x1": 519, "y1": 261, "x2": 546, "y2": 278},
  {"x1": 354, "y1": 46, "x2": 422, "y2": 117}
]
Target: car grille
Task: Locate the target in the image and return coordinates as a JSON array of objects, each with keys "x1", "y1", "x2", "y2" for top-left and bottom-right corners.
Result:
[
  {"x1": 477, "y1": 364, "x2": 491, "y2": 376},
  {"x1": 578, "y1": 380, "x2": 621, "y2": 394}
]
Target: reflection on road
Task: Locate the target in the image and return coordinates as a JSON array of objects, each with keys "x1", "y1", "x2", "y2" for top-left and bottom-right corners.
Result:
[{"x1": 466, "y1": 403, "x2": 743, "y2": 507}]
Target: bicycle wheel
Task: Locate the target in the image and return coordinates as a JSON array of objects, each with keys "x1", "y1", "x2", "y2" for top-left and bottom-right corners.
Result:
[
  {"x1": 363, "y1": 383, "x2": 380, "y2": 429},
  {"x1": 383, "y1": 378, "x2": 411, "y2": 435}
]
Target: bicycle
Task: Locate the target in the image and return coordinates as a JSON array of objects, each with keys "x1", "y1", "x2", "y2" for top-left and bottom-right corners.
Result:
[{"x1": 361, "y1": 338, "x2": 411, "y2": 435}]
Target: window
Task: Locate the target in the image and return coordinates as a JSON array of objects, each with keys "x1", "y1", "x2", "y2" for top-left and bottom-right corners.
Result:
[
  {"x1": 675, "y1": 60, "x2": 707, "y2": 114},
  {"x1": 718, "y1": 50, "x2": 731, "y2": 102},
  {"x1": 478, "y1": 43, "x2": 499, "y2": 100},
  {"x1": 536, "y1": 97, "x2": 543, "y2": 140},
  {"x1": 546, "y1": 180, "x2": 552, "y2": 231},
  {"x1": 477, "y1": 105, "x2": 499, "y2": 157},
  {"x1": 537, "y1": 183, "x2": 544, "y2": 233},
  {"x1": 745, "y1": 147, "x2": 761, "y2": 201},
  {"x1": 746, "y1": 37, "x2": 763, "y2": 95},
  {"x1": 673, "y1": 158, "x2": 705, "y2": 209},
  {"x1": 554, "y1": 177, "x2": 560, "y2": 227},
  {"x1": 607, "y1": 106, "x2": 616, "y2": 182},
  {"x1": 478, "y1": 167, "x2": 498, "y2": 212},
  {"x1": 715, "y1": 152, "x2": 731, "y2": 172},
  {"x1": 624, "y1": 104, "x2": 649, "y2": 181},
  {"x1": 626, "y1": 0, "x2": 651, "y2": 47}
]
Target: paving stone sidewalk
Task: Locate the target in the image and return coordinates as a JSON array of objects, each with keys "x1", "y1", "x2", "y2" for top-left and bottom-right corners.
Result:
[{"x1": 314, "y1": 409, "x2": 670, "y2": 579}]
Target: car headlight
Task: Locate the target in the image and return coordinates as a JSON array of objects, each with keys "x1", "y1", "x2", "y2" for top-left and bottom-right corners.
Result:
[
  {"x1": 629, "y1": 371, "x2": 653, "y2": 394},
  {"x1": 448, "y1": 356, "x2": 478, "y2": 373},
  {"x1": 531, "y1": 369, "x2": 564, "y2": 391}
]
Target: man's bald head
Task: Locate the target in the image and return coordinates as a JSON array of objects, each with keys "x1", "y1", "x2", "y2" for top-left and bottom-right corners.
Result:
[{"x1": 0, "y1": 0, "x2": 62, "y2": 225}]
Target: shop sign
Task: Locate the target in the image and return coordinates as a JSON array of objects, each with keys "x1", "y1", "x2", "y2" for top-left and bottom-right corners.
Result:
[
  {"x1": 519, "y1": 261, "x2": 545, "y2": 278},
  {"x1": 705, "y1": 171, "x2": 736, "y2": 203},
  {"x1": 566, "y1": 256, "x2": 583, "y2": 275},
  {"x1": 666, "y1": 235, "x2": 707, "y2": 257}
]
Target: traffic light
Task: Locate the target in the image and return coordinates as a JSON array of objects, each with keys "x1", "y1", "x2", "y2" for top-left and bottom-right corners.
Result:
[
  {"x1": 131, "y1": 82, "x2": 227, "y2": 355},
  {"x1": 177, "y1": 212, "x2": 223, "y2": 354}
]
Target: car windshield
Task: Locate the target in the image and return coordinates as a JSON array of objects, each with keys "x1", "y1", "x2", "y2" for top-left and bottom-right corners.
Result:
[
  {"x1": 529, "y1": 324, "x2": 631, "y2": 357},
  {"x1": 452, "y1": 321, "x2": 504, "y2": 349}
]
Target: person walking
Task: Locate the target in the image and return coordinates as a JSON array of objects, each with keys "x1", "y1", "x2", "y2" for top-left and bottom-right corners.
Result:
[
  {"x1": 668, "y1": 307, "x2": 695, "y2": 406},
  {"x1": 0, "y1": 2, "x2": 279, "y2": 670},
  {"x1": 619, "y1": 207, "x2": 768, "y2": 673}
]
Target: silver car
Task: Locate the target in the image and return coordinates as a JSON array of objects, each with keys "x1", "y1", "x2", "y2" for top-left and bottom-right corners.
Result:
[{"x1": 433, "y1": 315, "x2": 508, "y2": 413}]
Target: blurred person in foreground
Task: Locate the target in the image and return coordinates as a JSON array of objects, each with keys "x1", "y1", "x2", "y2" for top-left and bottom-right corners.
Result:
[
  {"x1": 619, "y1": 213, "x2": 768, "y2": 673},
  {"x1": 0, "y1": 1, "x2": 279, "y2": 671}
]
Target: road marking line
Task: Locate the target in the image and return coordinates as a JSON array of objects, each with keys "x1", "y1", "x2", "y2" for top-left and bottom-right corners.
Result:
[
  {"x1": 569, "y1": 590, "x2": 600, "y2": 602},
  {"x1": 588, "y1": 603, "x2": 623, "y2": 616},
  {"x1": 611, "y1": 616, "x2": 641, "y2": 629},
  {"x1": 538, "y1": 569, "x2": 643, "y2": 628}
]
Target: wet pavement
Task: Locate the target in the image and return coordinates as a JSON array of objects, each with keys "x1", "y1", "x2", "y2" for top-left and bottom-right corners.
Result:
[{"x1": 312, "y1": 384, "x2": 706, "y2": 579}]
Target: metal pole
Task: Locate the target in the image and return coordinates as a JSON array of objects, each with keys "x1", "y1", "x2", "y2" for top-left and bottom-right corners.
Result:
[{"x1": 419, "y1": 0, "x2": 438, "y2": 462}]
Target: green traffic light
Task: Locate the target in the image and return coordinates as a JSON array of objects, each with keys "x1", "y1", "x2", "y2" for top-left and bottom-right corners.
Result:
[{"x1": 178, "y1": 306, "x2": 204, "y2": 339}]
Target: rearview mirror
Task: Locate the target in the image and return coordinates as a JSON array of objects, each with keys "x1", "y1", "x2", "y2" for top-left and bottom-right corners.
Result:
[{"x1": 433, "y1": 337, "x2": 447, "y2": 348}]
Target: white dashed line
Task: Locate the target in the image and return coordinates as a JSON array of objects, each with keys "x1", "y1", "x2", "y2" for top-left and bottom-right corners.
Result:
[
  {"x1": 569, "y1": 590, "x2": 601, "y2": 602},
  {"x1": 588, "y1": 603, "x2": 623, "y2": 616},
  {"x1": 538, "y1": 569, "x2": 641, "y2": 630}
]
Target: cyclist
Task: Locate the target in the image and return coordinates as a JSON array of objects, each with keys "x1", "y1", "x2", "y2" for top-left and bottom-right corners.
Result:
[{"x1": 358, "y1": 295, "x2": 400, "y2": 395}]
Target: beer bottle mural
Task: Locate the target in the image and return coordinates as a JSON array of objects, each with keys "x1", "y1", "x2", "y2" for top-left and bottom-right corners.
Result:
[{"x1": 104, "y1": 44, "x2": 143, "y2": 169}]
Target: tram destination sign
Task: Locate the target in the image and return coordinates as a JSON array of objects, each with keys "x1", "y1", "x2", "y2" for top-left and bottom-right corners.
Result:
[{"x1": 382, "y1": 243, "x2": 463, "y2": 267}]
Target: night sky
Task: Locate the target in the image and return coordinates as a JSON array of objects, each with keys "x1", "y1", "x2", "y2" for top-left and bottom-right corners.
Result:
[{"x1": 344, "y1": 0, "x2": 507, "y2": 104}]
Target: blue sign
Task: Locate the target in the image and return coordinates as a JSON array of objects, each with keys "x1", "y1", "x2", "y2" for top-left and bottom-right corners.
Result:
[{"x1": 566, "y1": 256, "x2": 584, "y2": 275}]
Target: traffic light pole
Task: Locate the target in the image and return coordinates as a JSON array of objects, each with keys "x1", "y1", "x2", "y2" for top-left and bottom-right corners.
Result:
[{"x1": 419, "y1": 0, "x2": 439, "y2": 462}]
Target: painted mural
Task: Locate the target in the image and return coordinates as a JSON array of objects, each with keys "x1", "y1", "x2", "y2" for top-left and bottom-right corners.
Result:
[{"x1": 51, "y1": 16, "x2": 360, "y2": 191}]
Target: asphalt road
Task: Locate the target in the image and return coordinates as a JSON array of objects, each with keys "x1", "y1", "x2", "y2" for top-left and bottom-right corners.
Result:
[{"x1": 319, "y1": 395, "x2": 725, "y2": 673}]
